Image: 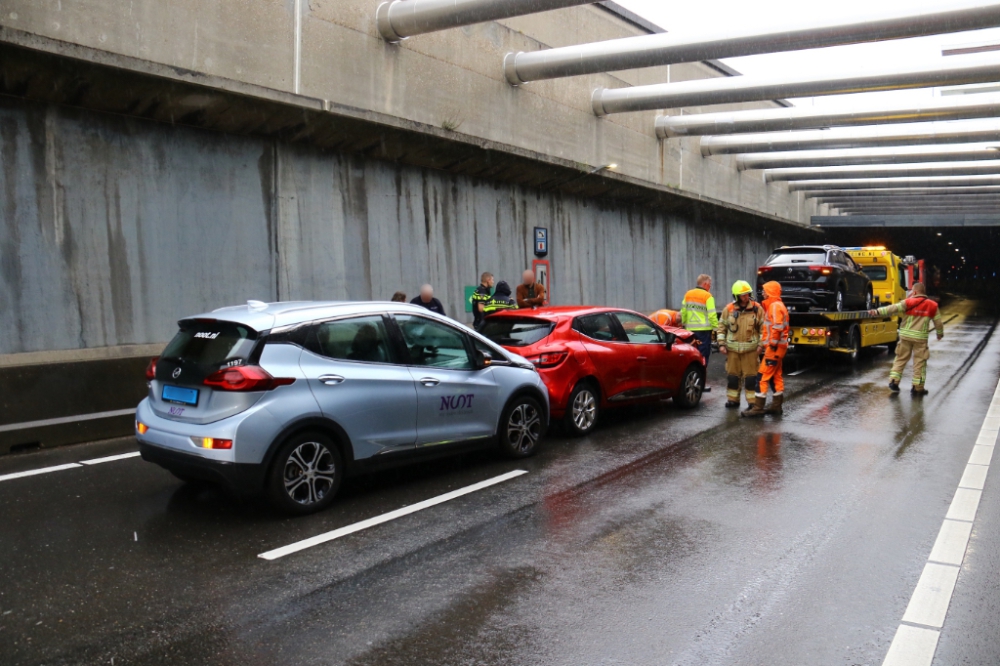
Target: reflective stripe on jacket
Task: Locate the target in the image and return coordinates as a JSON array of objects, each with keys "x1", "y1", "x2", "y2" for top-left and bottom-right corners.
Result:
[
  {"x1": 877, "y1": 296, "x2": 943, "y2": 341},
  {"x1": 681, "y1": 288, "x2": 719, "y2": 331},
  {"x1": 716, "y1": 300, "x2": 765, "y2": 353},
  {"x1": 483, "y1": 297, "x2": 518, "y2": 314}
]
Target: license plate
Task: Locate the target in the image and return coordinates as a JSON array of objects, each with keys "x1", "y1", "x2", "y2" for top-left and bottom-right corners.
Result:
[
  {"x1": 162, "y1": 385, "x2": 199, "y2": 406},
  {"x1": 797, "y1": 335, "x2": 826, "y2": 346}
]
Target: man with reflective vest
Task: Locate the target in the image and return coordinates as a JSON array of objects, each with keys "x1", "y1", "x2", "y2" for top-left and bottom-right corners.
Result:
[
  {"x1": 868, "y1": 282, "x2": 943, "y2": 396},
  {"x1": 482, "y1": 280, "x2": 519, "y2": 315},
  {"x1": 744, "y1": 281, "x2": 788, "y2": 418},
  {"x1": 681, "y1": 274, "x2": 719, "y2": 363},
  {"x1": 717, "y1": 280, "x2": 765, "y2": 409},
  {"x1": 470, "y1": 272, "x2": 494, "y2": 330}
]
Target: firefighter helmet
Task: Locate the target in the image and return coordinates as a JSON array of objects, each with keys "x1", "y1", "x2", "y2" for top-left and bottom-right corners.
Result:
[{"x1": 732, "y1": 280, "x2": 753, "y2": 297}]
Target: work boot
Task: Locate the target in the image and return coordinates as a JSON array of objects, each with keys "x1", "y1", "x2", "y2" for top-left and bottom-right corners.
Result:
[
  {"x1": 725, "y1": 400, "x2": 740, "y2": 409},
  {"x1": 888, "y1": 380, "x2": 900, "y2": 392},
  {"x1": 764, "y1": 394, "x2": 784, "y2": 415},
  {"x1": 911, "y1": 385, "x2": 929, "y2": 396},
  {"x1": 742, "y1": 395, "x2": 766, "y2": 418}
]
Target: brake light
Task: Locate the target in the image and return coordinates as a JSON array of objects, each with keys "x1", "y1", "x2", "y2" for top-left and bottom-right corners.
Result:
[
  {"x1": 192, "y1": 437, "x2": 233, "y2": 450},
  {"x1": 809, "y1": 265, "x2": 832, "y2": 276},
  {"x1": 528, "y1": 351, "x2": 568, "y2": 368},
  {"x1": 136, "y1": 421, "x2": 149, "y2": 435},
  {"x1": 758, "y1": 267, "x2": 772, "y2": 275},
  {"x1": 145, "y1": 357, "x2": 159, "y2": 381},
  {"x1": 203, "y1": 366, "x2": 295, "y2": 392},
  {"x1": 820, "y1": 268, "x2": 832, "y2": 275}
]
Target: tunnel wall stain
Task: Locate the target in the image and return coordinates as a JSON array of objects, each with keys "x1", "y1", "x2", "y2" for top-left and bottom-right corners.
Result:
[{"x1": 0, "y1": 96, "x2": 782, "y2": 357}]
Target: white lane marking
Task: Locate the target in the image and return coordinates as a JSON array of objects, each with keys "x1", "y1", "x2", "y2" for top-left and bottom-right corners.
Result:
[
  {"x1": 968, "y1": 445, "x2": 995, "y2": 467},
  {"x1": 928, "y1": 520, "x2": 974, "y2": 566},
  {"x1": 946, "y1": 488, "x2": 982, "y2": 522},
  {"x1": 883, "y1": 377, "x2": 1000, "y2": 664},
  {"x1": 787, "y1": 365, "x2": 816, "y2": 376},
  {"x1": 0, "y1": 463, "x2": 82, "y2": 483},
  {"x1": 958, "y1": 464, "x2": 989, "y2": 490},
  {"x1": 0, "y1": 408, "x2": 136, "y2": 433},
  {"x1": 902, "y1": 563, "x2": 961, "y2": 628},
  {"x1": 80, "y1": 451, "x2": 142, "y2": 466},
  {"x1": 882, "y1": 624, "x2": 939, "y2": 666},
  {"x1": 259, "y1": 470, "x2": 529, "y2": 561}
]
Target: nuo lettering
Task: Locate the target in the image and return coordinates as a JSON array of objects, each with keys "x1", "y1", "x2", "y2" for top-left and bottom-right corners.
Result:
[{"x1": 440, "y1": 394, "x2": 475, "y2": 411}]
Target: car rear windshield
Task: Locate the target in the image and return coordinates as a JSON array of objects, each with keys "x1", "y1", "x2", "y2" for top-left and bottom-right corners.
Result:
[
  {"x1": 862, "y1": 266, "x2": 888, "y2": 281},
  {"x1": 766, "y1": 250, "x2": 827, "y2": 265},
  {"x1": 161, "y1": 320, "x2": 259, "y2": 372},
  {"x1": 480, "y1": 317, "x2": 555, "y2": 347}
]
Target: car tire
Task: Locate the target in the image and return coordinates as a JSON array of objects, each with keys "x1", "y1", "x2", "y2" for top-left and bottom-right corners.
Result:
[
  {"x1": 833, "y1": 287, "x2": 845, "y2": 312},
  {"x1": 673, "y1": 365, "x2": 705, "y2": 408},
  {"x1": 864, "y1": 289, "x2": 873, "y2": 311},
  {"x1": 498, "y1": 395, "x2": 544, "y2": 458},
  {"x1": 266, "y1": 431, "x2": 343, "y2": 515},
  {"x1": 845, "y1": 326, "x2": 861, "y2": 363},
  {"x1": 564, "y1": 381, "x2": 600, "y2": 436}
]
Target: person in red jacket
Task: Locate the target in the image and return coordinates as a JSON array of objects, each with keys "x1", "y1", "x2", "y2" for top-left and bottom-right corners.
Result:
[
  {"x1": 744, "y1": 281, "x2": 789, "y2": 418},
  {"x1": 869, "y1": 282, "x2": 944, "y2": 395}
]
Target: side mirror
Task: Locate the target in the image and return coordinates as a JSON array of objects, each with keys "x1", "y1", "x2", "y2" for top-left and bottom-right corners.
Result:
[
  {"x1": 475, "y1": 350, "x2": 493, "y2": 369},
  {"x1": 663, "y1": 332, "x2": 676, "y2": 351}
]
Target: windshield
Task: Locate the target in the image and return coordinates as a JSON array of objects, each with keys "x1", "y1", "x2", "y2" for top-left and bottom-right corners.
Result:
[
  {"x1": 161, "y1": 320, "x2": 259, "y2": 373},
  {"x1": 862, "y1": 266, "x2": 888, "y2": 281},
  {"x1": 480, "y1": 317, "x2": 555, "y2": 347},
  {"x1": 766, "y1": 250, "x2": 827, "y2": 265}
]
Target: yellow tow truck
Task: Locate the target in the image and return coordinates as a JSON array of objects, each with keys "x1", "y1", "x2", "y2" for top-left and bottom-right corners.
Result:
[{"x1": 787, "y1": 246, "x2": 907, "y2": 360}]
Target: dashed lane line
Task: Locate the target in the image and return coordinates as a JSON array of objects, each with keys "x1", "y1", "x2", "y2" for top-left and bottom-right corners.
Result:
[
  {"x1": 0, "y1": 451, "x2": 141, "y2": 483},
  {"x1": 258, "y1": 469, "x2": 529, "y2": 561},
  {"x1": 882, "y1": 379, "x2": 1000, "y2": 666}
]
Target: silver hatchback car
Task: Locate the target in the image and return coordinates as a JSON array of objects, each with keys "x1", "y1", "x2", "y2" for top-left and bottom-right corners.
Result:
[{"x1": 136, "y1": 301, "x2": 548, "y2": 513}]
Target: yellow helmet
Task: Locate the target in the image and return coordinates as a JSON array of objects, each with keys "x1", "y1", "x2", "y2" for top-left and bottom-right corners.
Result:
[{"x1": 732, "y1": 280, "x2": 753, "y2": 297}]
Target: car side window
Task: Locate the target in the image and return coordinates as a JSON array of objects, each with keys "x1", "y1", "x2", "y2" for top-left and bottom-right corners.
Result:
[
  {"x1": 395, "y1": 315, "x2": 474, "y2": 370},
  {"x1": 313, "y1": 316, "x2": 393, "y2": 364},
  {"x1": 573, "y1": 313, "x2": 623, "y2": 342},
  {"x1": 614, "y1": 312, "x2": 665, "y2": 344}
]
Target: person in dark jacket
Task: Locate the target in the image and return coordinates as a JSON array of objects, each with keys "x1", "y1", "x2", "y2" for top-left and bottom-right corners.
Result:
[
  {"x1": 410, "y1": 284, "x2": 446, "y2": 316},
  {"x1": 483, "y1": 281, "x2": 518, "y2": 314},
  {"x1": 471, "y1": 272, "x2": 494, "y2": 330}
]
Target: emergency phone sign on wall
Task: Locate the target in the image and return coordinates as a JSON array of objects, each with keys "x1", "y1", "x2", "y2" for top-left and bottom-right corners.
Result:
[{"x1": 534, "y1": 227, "x2": 548, "y2": 256}]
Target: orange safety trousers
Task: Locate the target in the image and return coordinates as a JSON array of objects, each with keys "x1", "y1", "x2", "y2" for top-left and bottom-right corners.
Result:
[{"x1": 757, "y1": 348, "x2": 785, "y2": 396}]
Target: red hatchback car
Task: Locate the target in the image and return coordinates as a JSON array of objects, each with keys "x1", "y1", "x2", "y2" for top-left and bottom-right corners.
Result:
[{"x1": 480, "y1": 307, "x2": 706, "y2": 435}]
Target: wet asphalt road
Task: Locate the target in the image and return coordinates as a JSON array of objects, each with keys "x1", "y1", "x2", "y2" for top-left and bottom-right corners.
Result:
[{"x1": 2, "y1": 297, "x2": 999, "y2": 666}]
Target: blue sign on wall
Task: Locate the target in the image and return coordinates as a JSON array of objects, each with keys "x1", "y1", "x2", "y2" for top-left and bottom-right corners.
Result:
[{"x1": 534, "y1": 227, "x2": 548, "y2": 256}]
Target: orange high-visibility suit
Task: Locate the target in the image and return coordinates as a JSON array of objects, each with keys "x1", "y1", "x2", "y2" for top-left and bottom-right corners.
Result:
[{"x1": 757, "y1": 281, "x2": 789, "y2": 397}]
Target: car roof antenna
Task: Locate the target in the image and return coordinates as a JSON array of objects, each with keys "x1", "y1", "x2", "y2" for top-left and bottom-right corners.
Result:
[{"x1": 247, "y1": 300, "x2": 269, "y2": 312}]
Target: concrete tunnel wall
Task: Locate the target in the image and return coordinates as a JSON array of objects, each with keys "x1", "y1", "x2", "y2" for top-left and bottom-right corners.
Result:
[{"x1": 0, "y1": 96, "x2": 785, "y2": 359}]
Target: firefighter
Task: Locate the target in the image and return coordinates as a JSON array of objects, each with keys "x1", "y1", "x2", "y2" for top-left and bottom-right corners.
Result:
[
  {"x1": 743, "y1": 281, "x2": 788, "y2": 418},
  {"x1": 717, "y1": 280, "x2": 765, "y2": 409},
  {"x1": 482, "y1": 280, "x2": 519, "y2": 315},
  {"x1": 681, "y1": 274, "x2": 719, "y2": 362},
  {"x1": 868, "y1": 282, "x2": 943, "y2": 395}
]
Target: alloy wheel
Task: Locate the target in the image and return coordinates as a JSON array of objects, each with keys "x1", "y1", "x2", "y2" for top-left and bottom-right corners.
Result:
[
  {"x1": 684, "y1": 370, "x2": 703, "y2": 404},
  {"x1": 506, "y1": 402, "x2": 542, "y2": 454},
  {"x1": 283, "y1": 441, "x2": 337, "y2": 505},
  {"x1": 572, "y1": 389, "x2": 597, "y2": 432}
]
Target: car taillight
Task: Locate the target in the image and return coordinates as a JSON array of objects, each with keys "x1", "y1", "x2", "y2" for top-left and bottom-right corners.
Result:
[
  {"x1": 203, "y1": 365, "x2": 295, "y2": 392},
  {"x1": 145, "y1": 356, "x2": 159, "y2": 381},
  {"x1": 136, "y1": 421, "x2": 149, "y2": 435},
  {"x1": 809, "y1": 265, "x2": 832, "y2": 275},
  {"x1": 758, "y1": 267, "x2": 772, "y2": 275},
  {"x1": 528, "y1": 351, "x2": 568, "y2": 368},
  {"x1": 191, "y1": 437, "x2": 233, "y2": 450}
]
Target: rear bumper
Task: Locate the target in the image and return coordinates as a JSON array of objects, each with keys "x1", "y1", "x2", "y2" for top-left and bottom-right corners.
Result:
[{"x1": 139, "y1": 442, "x2": 265, "y2": 498}]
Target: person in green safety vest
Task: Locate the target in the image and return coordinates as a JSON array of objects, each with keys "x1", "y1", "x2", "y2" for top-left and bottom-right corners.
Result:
[{"x1": 681, "y1": 274, "x2": 719, "y2": 363}]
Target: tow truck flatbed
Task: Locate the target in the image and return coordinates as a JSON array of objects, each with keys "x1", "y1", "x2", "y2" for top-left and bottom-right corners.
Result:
[{"x1": 789, "y1": 310, "x2": 897, "y2": 359}]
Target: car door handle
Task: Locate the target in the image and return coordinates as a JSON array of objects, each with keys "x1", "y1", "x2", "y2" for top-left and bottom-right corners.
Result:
[
  {"x1": 419, "y1": 377, "x2": 440, "y2": 387},
  {"x1": 318, "y1": 374, "x2": 345, "y2": 386}
]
